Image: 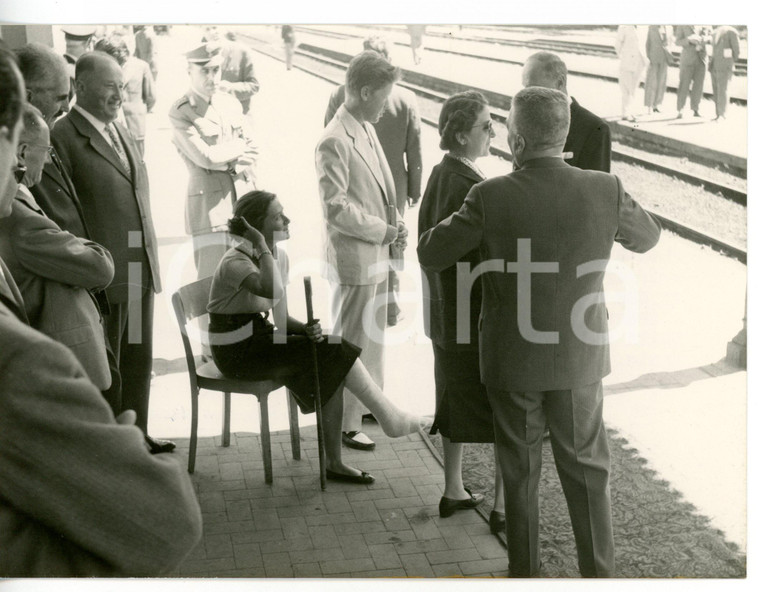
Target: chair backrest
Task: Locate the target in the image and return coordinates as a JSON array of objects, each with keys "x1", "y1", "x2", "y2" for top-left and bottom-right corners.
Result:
[{"x1": 171, "y1": 276, "x2": 213, "y2": 380}]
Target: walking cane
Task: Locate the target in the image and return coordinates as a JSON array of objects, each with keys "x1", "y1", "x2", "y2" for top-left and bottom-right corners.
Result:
[{"x1": 304, "y1": 277, "x2": 327, "y2": 490}]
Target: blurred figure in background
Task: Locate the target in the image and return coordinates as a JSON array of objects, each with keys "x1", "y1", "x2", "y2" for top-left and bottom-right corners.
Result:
[
  {"x1": 324, "y1": 36, "x2": 422, "y2": 326},
  {"x1": 615, "y1": 25, "x2": 647, "y2": 122},
  {"x1": 644, "y1": 25, "x2": 674, "y2": 115},
  {"x1": 61, "y1": 26, "x2": 96, "y2": 98},
  {"x1": 675, "y1": 25, "x2": 712, "y2": 118},
  {"x1": 709, "y1": 25, "x2": 740, "y2": 121},
  {"x1": 281, "y1": 25, "x2": 296, "y2": 71},
  {"x1": 134, "y1": 25, "x2": 158, "y2": 82},
  {"x1": 407, "y1": 25, "x2": 426, "y2": 65},
  {"x1": 202, "y1": 26, "x2": 260, "y2": 115}
]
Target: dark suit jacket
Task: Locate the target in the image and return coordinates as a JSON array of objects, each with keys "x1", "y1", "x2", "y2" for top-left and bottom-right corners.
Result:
[
  {"x1": 0, "y1": 186, "x2": 114, "y2": 389},
  {"x1": 0, "y1": 301, "x2": 202, "y2": 576},
  {"x1": 30, "y1": 149, "x2": 89, "y2": 239},
  {"x1": 51, "y1": 108, "x2": 161, "y2": 303},
  {"x1": 565, "y1": 98, "x2": 611, "y2": 173},
  {"x1": 325, "y1": 85, "x2": 423, "y2": 210},
  {"x1": 0, "y1": 257, "x2": 28, "y2": 324},
  {"x1": 418, "y1": 155, "x2": 483, "y2": 350},
  {"x1": 417, "y1": 157, "x2": 661, "y2": 392}
]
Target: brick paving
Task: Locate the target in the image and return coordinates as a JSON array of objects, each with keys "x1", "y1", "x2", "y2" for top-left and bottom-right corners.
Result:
[{"x1": 171, "y1": 423, "x2": 508, "y2": 578}]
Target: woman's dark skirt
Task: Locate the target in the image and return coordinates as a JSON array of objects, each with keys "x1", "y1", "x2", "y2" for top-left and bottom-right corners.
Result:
[
  {"x1": 430, "y1": 342, "x2": 494, "y2": 443},
  {"x1": 209, "y1": 312, "x2": 360, "y2": 414}
]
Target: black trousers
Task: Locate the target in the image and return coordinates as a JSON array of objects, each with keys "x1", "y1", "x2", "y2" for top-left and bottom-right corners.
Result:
[{"x1": 103, "y1": 290, "x2": 154, "y2": 433}]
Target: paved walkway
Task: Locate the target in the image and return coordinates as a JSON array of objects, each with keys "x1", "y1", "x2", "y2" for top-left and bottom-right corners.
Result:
[{"x1": 126, "y1": 27, "x2": 747, "y2": 578}]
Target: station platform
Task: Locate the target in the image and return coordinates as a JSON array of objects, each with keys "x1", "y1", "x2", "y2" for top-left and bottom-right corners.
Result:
[
  {"x1": 246, "y1": 24, "x2": 747, "y2": 169},
  {"x1": 138, "y1": 28, "x2": 746, "y2": 578}
]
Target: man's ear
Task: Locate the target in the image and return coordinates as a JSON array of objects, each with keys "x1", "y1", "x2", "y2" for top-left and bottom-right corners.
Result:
[
  {"x1": 16, "y1": 141, "x2": 29, "y2": 167},
  {"x1": 360, "y1": 86, "x2": 370, "y2": 101}
]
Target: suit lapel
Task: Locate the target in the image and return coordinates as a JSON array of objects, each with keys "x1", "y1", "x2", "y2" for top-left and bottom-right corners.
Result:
[
  {"x1": 338, "y1": 108, "x2": 389, "y2": 204},
  {"x1": 0, "y1": 258, "x2": 29, "y2": 324},
  {"x1": 69, "y1": 109, "x2": 133, "y2": 183}
]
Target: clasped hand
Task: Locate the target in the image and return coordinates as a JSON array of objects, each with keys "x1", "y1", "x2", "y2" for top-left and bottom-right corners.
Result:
[{"x1": 393, "y1": 222, "x2": 409, "y2": 251}]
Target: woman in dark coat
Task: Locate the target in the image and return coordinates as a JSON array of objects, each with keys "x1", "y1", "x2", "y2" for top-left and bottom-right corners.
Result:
[{"x1": 418, "y1": 91, "x2": 505, "y2": 532}]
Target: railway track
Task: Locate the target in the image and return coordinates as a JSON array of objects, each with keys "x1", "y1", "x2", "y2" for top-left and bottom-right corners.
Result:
[
  {"x1": 293, "y1": 25, "x2": 747, "y2": 107},
  {"x1": 242, "y1": 32, "x2": 747, "y2": 265}
]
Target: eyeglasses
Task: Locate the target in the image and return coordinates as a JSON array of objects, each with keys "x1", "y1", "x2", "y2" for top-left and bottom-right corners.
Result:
[
  {"x1": 471, "y1": 119, "x2": 493, "y2": 133},
  {"x1": 28, "y1": 143, "x2": 54, "y2": 155}
]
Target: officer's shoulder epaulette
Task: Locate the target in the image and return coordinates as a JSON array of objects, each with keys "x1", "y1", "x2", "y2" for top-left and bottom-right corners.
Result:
[{"x1": 170, "y1": 94, "x2": 194, "y2": 112}]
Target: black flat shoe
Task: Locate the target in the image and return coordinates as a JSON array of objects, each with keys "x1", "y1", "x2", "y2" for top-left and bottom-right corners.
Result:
[
  {"x1": 325, "y1": 469, "x2": 375, "y2": 484},
  {"x1": 145, "y1": 434, "x2": 176, "y2": 454},
  {"x1": 439, "y1": 488, "x2": 484, "y2": 517},
  {"x1": 342, "y1": 431, "x2": 376, "y2": 451},
  {"x1": 489, "y1": 510, "x2": 506, "y2": 535}
]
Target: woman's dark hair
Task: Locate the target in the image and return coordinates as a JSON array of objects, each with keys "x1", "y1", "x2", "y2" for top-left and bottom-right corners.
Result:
[
  {"x1": 228, "y1": 190, "x2": 277, "y2": 237},
  {"x1": 438, "y1": 90, "x2": 488, "y2": 151}
]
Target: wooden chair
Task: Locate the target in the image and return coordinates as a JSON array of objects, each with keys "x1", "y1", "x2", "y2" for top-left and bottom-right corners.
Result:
[{"x1": 172, "y1": 276, "x2": 312, "y2": 484}]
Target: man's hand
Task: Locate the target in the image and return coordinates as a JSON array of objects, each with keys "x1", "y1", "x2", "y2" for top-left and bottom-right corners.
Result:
[{"x1": 394, "y1": 221, "x2": 409, "y2": 251}]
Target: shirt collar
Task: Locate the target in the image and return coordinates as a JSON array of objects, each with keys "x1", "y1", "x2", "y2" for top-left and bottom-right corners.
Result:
[{"x1": 73, "y1": 104, "x2": 109, "y2": 133}]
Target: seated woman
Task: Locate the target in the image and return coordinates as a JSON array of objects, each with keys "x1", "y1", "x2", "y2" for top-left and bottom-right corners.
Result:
[{"x1": 207, "y1": 190, "x2": 427, "y2": 484}]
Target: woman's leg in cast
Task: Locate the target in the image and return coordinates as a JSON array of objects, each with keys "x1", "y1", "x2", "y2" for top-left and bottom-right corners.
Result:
[{"x1": 344, "y1": 359, "x2": 429, "y2": 437}]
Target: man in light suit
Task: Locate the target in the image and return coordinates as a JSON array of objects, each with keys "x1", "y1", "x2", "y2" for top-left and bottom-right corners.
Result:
[
  {"x1": 0, "y1": 104, "x2": 114, "y2": 394},
  {"x1": 316, "y1": 51, "x2": 407, "y2": 451},
  {"x1": 614, "y1": 25, "x2": 647, "y2": 122},
  {"x1": 324, "y1": 36, "x2": 423, "y2": 326},
  {"x1": 51, "y1": 52, "x2": 171, "y2": 453},
  {"x1": 418, "y1": 87, "x2": 661, "y2": 576},
  {"x1": 709, "y1": 26, "x2": 741, "y2": 120},
  {"x1": 522, "y1": 51, "x2": 611, "y2": 172}
]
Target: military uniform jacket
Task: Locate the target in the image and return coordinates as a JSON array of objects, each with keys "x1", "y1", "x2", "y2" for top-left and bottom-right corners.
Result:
[{"x1": 169, "y1": 90, "x2": 257, "y2": 236}]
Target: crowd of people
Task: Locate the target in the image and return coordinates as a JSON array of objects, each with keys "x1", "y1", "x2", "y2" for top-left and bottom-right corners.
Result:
[
  {"x1": 0, "y1": 25, "x2": 666, "y2": 578},
  {"x1": 614, "y1": 24, "x2": 741, "y2": 121}
]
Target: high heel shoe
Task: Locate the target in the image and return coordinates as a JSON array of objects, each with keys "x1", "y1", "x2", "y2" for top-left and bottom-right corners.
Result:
[
  {"x1": 439, "y1": 487, "x2": 484, "y2": 518},
  {"x1": 489, "y1": 510, "x2": 506, "y2": 535}
]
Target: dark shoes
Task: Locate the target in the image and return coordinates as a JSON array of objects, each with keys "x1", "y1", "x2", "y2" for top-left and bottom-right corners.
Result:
[
  {"x1": 439, "y1": 488, "x2": 484, "y2": 517},
  {"x1": 145, "y1": 434, "x2": 176, "y2": 454},
  {"x1": 326, "y1": 469, "x2": 375, "y2": 484},
  {"x1": 342, "y1": 431, "x2": 376, "y2": 451},
  {"x1": 489, "y1": 510, "x2": 506, "y2": 535}
]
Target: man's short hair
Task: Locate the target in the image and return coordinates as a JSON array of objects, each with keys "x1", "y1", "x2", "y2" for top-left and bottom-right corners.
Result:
[
  {"x1": 362, "y1": 36, "x2": 390, "y2": 60},
  {"x1": 20, "y1": 103, "x2": 46, "y2": 143},
  {"x1": 74, "y1": 51, "x2": 118, "y2": 81},
  {"x1": 523, "y1": 51, "x2": 567, "y2": 90},
  {"x1": 510, "y1": 86, "x2": 570, "y2": 151},
  {"x1": 14, "y1": 42, "x2": 67, "y2": 89},
  {"x1": 0, "y1": 48, "x2": 24, "y2": 132},
  {"x1": 346, "y1": 50, "x2": 399, "y2": 96}
]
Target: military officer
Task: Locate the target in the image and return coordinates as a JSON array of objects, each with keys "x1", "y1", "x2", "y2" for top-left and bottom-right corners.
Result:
[
  {"x1": 169, "y1": 43, "x2": 257, "y2": 352},
  {"x1": 61, "y1": 26, "x2": 96, "y2": 101}
]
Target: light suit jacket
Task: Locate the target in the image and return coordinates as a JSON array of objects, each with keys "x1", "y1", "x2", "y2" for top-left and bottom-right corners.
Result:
[
  {"x1": 325, "y1": 85, "x2": 423, "y2": 210},
  {"x1": 0, "y1": 186, "x2": 114, "y2": 389},
  {"x1": 418, "y1": 157, "x2": 661, "y2": 392},
  {"x1": 615, "y1": 25, "x2": 647, "y2": 73},
  {"x1": 169, "y1": 89, "x2": 256, "y2": 235},
  {"x1": 315, "y1": 104, "x2": 399, "y2": 285},
  {"x1": 51, "y1": 108, "x2": 161, "y2": 303}
]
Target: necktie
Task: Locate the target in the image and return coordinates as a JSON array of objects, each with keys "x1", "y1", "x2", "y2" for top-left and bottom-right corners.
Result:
[{"x1": 106, "y1": 124, "x2": 132, "y2": 177}]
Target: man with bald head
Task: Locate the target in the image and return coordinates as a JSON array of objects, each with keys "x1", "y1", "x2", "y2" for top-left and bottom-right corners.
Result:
[
  {"x1": 418, "y1": 87, "x2": 660, "y2": 577},
  {"x1": 51, "y1": 51, "x2": 170, "y2": 453},
  {"x1": 522, "y1": 51, "x2": 611, "y2": 172}
]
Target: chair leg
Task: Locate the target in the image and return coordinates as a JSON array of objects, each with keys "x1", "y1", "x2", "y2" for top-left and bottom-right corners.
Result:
[
  {"x1": 259, "y1": 394, "x2": 273, "y2": 484},
  {"x1": 222, "y1": 392, "x2": 231, "y2": 447},
  {"x1": 287, "y1": 389, "x2": 301, "y2": 461},
  {"x1": 188, "y1": 387, "x2": 199, "y2": 474}
]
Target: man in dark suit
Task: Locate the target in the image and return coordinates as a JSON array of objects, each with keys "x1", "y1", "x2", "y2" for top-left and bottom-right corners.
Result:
[
  {"x1": 522, "y1": 51, "x2": 611, "y2": 172},
  {"x1": 51, "y1": 51, "x2": 172, "y2": 453},
  {"x1": 418, "y1": 87, "x2": 660, "y2": 577}
]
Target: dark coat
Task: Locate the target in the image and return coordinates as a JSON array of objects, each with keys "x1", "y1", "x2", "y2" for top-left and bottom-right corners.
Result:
[
  {"x1": 418, "y1": 157, "x2": 661, "y2": 392},
  {"x1": 51, "y1": 109, "x2": 161, "y2": 303},
  {"x1": 565, "y1": 98, "x2": 611, "y2": 173},
  {"x1": 418, "y1": 155, "x2": 483, "y2": 350}
]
